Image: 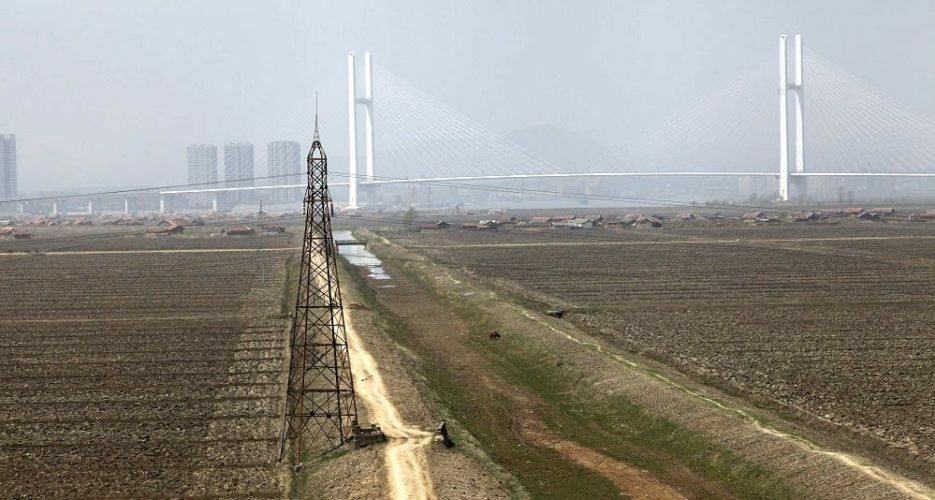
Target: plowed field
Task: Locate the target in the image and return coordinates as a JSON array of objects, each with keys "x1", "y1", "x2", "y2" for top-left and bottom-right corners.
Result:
[
  {"x1": 0, "y1": 247, "x2": 291, "y2": 497},
  {"x1": 391, "y1": 221, "x2": 935, "y2": 476}
]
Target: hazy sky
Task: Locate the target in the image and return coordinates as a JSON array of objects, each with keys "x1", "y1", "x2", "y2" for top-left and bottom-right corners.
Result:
[{"x1": 2, "y1": 0, "x2": 934, "y2": 192}]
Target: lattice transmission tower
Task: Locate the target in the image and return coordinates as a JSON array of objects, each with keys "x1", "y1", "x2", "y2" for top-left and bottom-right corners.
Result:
[{"x1": 280, "y1": 117, "x2": 358, "y2": 462}]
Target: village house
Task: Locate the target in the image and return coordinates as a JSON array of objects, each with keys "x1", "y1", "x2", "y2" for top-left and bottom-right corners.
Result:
[{"x1": 222, "y1": 225, "x2": 256, "y2": 236}]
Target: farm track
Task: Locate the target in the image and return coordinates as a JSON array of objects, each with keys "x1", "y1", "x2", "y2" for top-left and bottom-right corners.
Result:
[
  {"x1": 0, "y1": 246, "x2": 293, "y2": 497},
  {"x1": 393, "y1": 223, "x2": 935, "y2": 483}
]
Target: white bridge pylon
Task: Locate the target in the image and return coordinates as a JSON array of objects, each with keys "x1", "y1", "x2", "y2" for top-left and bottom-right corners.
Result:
[
  {"x1": 779, "y1": 33, "x2": 806, "y2": 201},
  {"x1": 347, "y1": 51, "x2": 374, "y2": 209}
]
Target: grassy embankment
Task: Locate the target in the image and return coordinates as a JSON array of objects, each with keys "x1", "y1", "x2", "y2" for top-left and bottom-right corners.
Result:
[
  {"x1": 338, "y1": 256, "x2": 618, "y2": 498},
  {"x1": 355, "y1": 235, "x2": 805, "y2": 499}
]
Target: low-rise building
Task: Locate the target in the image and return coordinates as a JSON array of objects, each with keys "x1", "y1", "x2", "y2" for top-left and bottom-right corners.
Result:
[
  {"x1": 565, "y1": 218, "x2": 594, "y2": 229},
  {"x1": 147, "y1": 222, "x2": 184, "y2": 235},
  {"x1": 788, "y1": 211, "x2": 818, "y2": 222},
  {"x1": 222, "y1": 225, "x2": 256, "y2": 236}
]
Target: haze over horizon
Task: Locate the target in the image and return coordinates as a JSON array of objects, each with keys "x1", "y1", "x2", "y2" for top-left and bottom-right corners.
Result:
[{"x1": 2, "y1": 0, "x2": 934, "y2": 193}]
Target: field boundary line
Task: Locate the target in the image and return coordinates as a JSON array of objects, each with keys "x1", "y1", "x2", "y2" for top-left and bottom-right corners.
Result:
[{"x1": 407, "y1": 234, "x2": 935, "y2": 249}]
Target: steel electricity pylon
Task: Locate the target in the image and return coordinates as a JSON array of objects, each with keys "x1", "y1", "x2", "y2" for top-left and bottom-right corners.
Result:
[{"x1": 280, "y1": 115, "x2": 358, "y2": 462}]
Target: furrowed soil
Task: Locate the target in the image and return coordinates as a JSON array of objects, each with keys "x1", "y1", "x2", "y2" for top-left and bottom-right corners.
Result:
[
  {"x1": 366, "y1": 222, "x2": 935, "y2": 499},
  {"x1": 0, "y1": 241, "x2": 293, "y2": 497},
  {"x1": 1, "y1": 226, "x2": 512, "y2": 499}
]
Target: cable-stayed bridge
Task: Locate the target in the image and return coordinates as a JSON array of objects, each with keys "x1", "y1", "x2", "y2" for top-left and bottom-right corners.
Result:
[{"x1": 159, "y1": 34, "x2": 935, "y2": 210}]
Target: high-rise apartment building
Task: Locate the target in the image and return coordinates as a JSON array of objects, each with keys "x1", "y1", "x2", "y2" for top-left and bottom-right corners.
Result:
[
  {"x1": 187, "y1": 144, "x2": 218, "y2": 186},
  {"x1": 268, "y1": 140, "x2": 302, "y2": 203},
  {"x1": 224, "y1": 142, "x2": 254, "y2": 204},
  {"x1": 0, "y1": 134, "x2": 17, "y2": 200}
]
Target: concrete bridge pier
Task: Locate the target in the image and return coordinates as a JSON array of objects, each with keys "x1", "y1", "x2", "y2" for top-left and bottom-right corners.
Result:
[
  {"x1": 791, "y1": 176, "x2": 808, "y2": 202},
  {"x1": 779, "y1": 33, "x2": 806, "y2": 202}
]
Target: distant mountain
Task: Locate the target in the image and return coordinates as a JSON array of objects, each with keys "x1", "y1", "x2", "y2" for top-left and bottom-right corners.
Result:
[{"x1": 504, "y1": 125, "x2": 615, "y2": 172}]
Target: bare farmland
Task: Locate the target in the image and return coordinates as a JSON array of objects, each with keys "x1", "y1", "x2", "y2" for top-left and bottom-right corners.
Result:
[
  {"x1": 390, "y1": 222, "x2": 935, "y2": 478},
  {"x1": 0, "y1": 246, "x2": 291, "y2": 497}
]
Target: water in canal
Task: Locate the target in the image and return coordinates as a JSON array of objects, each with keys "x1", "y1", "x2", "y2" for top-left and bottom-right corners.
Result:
[{"x1": 334, "y1": 230, "x2": 392, "y2": 282}]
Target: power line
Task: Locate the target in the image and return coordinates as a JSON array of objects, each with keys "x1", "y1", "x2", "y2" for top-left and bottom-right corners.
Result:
[{"x1": 2, "y1": 173, "x2": 309, "y2": 204}]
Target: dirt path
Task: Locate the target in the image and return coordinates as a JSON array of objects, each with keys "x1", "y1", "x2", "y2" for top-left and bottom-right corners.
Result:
[
  {"x1": 306, "y1": 245, "x2": 437, "y2": 500},
  {"x1": 344, "y1": 313, "x2": 437, "y2": 500},
  {"x1": 520, "y1": 421, "x2": 687, "y2": 499}
]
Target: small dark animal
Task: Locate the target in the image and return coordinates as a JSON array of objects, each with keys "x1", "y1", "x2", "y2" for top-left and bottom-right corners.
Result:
[
  {"x1": 489, "y1": 331, "x2": 501, "y2": 340},
  {"x1": 436, "y1": 420, "x2": 455, "y2": 448}
]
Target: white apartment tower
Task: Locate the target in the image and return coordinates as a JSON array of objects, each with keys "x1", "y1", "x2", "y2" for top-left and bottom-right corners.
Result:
[
  {"x1": 224, "y1": 142, "x2": 254, "y2": 204},
  {"x1": 187, "y1": 144, "x2": 218, "y2": 185},
  {"x1": 0, "y1": 134, "x2": 17, "y2": 199},
  {"x1": 268, "y1": 140, "x2": 302, "y2": 203}
]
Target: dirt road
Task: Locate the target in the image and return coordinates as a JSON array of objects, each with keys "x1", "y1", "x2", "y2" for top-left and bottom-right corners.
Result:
[
  {"x1": 308, "y1": 243, "x2": 437, "y2": 500},
  {"x1": 344, "y1": 313, "x2": 437, "y2": 500}
]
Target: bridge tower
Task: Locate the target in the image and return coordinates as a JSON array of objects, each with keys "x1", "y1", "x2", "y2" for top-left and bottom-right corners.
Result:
[
  {"x1": 347, "y1": 51, "x2": 375, "y2": 209},
  {"x1": 280, "y1": 116, "x2": 359, "y2": 462},
  {"x1": 779, "y1": 33, "x2": 806, "y2": 201}
]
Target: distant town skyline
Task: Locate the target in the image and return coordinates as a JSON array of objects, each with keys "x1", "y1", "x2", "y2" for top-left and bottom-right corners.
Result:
[{"x1": 2, "y1": 1, "x2": 933, "y2": 193}]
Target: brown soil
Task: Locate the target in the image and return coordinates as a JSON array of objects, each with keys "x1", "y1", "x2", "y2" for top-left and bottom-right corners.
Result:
[
  {"x1": 0, "y1": 250, "x2": 290, "y2": 498},
  {"x1": 520, "y1": 421, "x2": 686, "y2": 499}
]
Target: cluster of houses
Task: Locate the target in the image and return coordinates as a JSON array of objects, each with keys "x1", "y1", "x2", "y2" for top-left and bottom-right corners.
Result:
[
  {"x1": 0, "y1": 219, "x2": 30, "y2": 238},
  {"x1": 0, "y1": 213, "x2": 287, "y2": 239},
  {"x1": 908, "y1": 209, "x2": 935, "y2": 220},
  {"x1": 145, "y1": 217, "x2": 207, "y2": 235},
  {"x1": 144, "y1": 217, "x2": 285, "y2": 237},
  {"x1": 0, "y1": 227, "x2": 32, "y2": 239},
  {"x1": 422, "y1": 213, "x2": 664, "y2": 231},
  {"x1": 782, "y1": 207, "x2": 898, "y2": 222},
  {"x1": 415, "y1": 206, "x2": 928, "y2": 232}
]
